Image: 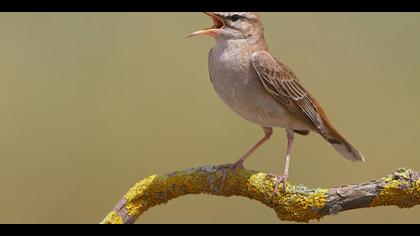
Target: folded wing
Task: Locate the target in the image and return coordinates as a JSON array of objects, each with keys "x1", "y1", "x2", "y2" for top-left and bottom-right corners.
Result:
[{"x1": 251, "y1": 51, "x2": 324, "y2": 133}]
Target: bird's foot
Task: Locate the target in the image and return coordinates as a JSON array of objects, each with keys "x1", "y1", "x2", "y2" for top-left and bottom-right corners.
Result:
[
  {"x1": 220, "y1": 161, "x2": 244, "y2": 190},
  {"x1": 268, "y1": 172, "x2": 288, "y2": 196}
]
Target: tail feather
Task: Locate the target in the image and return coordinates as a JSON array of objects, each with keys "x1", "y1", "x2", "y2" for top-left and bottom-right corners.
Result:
[
  {"x1": 305, "y1": 92, "x2": 364, "y2": 162},
  {"x1": 319, "y1": 114, "x2": 365, "y2": 162},
  {"x1": 326, "y1": 135, "x2": 365, "y2": 162}
]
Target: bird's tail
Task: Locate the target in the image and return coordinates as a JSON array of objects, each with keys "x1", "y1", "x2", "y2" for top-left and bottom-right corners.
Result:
[{"x1": 320, "y1": 116, "x2": 365, "y2": 162}]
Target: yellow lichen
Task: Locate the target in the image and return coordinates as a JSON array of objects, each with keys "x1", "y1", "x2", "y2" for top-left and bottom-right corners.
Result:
[
  {"x1": 248, "y1": 172, "x2": 272, "y2": 194},
  {"x1": 230, "y1": 170, "x2": 328, "y2": 222},
  {"x1": 102, "y1": 211, "x2": 123, "y2": 224},
  {"x1": 121, "y1": 168, "x2": 329, "y2": 223},
  {"x1": 271, "y1": 187, "x2": 328, "y2": 222},
  {"x1": 370, "y1": 169, "x2": 420, "y2": 208},
  {"x1": 125, "y1": 175, "x2": 158, "y2": 216},
  {"x1": 103, "y1": 165, "x2": 418, "y2": 224}
]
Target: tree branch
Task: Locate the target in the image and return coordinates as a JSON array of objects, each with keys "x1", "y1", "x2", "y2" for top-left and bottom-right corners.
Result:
[{"x1": 100, "y1": 165, "x2": 420, "y2": 224}]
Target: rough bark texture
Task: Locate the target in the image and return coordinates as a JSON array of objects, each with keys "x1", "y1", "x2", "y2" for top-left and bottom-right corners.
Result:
[{"x1": 100, "y1": 165, "x2": 419, "y2": 224}]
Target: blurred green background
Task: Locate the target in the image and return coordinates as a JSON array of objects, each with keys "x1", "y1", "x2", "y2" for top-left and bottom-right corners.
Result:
[{"x1": 0, "y1": 13, "x2": 419, "y2": 224}]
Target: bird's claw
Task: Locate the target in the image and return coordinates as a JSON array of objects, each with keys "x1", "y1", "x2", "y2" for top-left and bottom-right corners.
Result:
[{"x1": 268, "y1": 173, "x2": 288, "y2": 196}]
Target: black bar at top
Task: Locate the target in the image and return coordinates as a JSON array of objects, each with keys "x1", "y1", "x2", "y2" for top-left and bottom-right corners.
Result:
[{"x1": 1, "y1": 0, "x2": 420, "y2": 12}]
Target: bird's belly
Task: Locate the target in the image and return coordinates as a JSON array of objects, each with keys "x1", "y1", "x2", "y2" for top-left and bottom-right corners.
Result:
[{"x1": 211, "y1": 72, "x2": 294, "y2": 128}]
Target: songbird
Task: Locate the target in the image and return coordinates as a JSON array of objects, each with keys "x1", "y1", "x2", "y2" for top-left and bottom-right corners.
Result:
[{"x1": 188, "y1": 12, "x2": 364, "y2": 193}]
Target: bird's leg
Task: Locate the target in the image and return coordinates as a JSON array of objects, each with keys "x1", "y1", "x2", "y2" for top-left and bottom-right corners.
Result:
[
  {"x1": 220, "y1": 127, "x2": 273, "y2": 188},
  {"x1": 231, "y1": 127, "x2": 273, "y2": 170},
  {"x1": 272, "y1": 129, "x2": 294, "y2": 195}
]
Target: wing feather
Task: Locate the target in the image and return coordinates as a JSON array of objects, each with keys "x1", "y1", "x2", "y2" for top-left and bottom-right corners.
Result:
[{"x1": 251, "y1": 51, "x2": 324, "y2": 132}]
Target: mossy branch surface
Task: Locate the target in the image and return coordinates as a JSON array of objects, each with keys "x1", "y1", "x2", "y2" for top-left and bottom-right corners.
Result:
[{"x1": 101, "y1": 165, "x2": 419, "y2": 224}]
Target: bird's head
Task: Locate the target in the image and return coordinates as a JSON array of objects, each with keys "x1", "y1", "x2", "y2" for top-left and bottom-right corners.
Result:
[{"x1": 188, "y1": 12, "x2": 264, "y2": 42}]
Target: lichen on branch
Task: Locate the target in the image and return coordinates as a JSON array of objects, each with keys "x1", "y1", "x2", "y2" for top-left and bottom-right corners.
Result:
[{"x1": 101, "y1": 165, "x2": 419, "y2": 224}]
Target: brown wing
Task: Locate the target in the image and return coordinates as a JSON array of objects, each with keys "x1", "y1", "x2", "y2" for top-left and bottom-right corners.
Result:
[{"x1": 251, "y1": 51, "x2": 324, "y2": 133}]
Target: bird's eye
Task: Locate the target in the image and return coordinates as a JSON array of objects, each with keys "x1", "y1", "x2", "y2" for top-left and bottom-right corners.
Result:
[{"x1": 230, "y1": 14, "x2": 240, "y2": 22}]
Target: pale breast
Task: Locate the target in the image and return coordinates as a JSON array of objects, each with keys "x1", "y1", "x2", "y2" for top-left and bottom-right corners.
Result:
[{"x1": 208, "y1": 46, "x2": 306, "y2": 129}]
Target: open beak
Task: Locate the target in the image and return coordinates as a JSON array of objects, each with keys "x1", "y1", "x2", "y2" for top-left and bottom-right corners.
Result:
[{"x1": 187, "y1": 12, "x2": 225, "y2": 38}]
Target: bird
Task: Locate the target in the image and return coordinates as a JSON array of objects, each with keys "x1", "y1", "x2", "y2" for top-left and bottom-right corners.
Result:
[{"x1": 187, "y1": 12, "x2": 365, "y2": 194}]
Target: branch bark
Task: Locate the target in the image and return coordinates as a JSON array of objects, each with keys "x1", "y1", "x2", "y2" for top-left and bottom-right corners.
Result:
[{"x1": 100, "y1": 165, "x2": 420, "y2": 224}]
